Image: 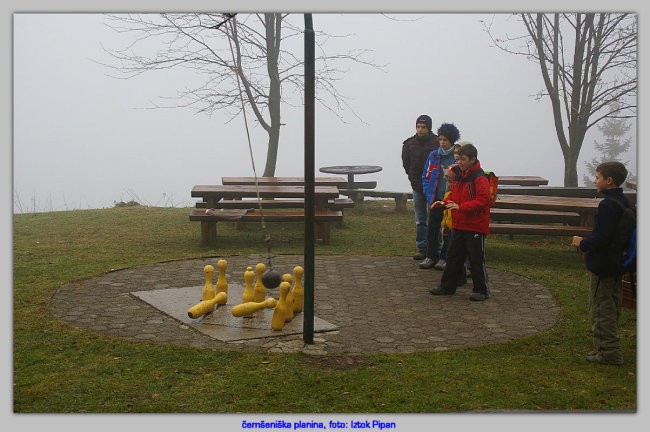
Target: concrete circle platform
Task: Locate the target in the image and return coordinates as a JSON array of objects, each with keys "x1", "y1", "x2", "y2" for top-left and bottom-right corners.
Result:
[{"x1": 49, "y1": 255, "x2": 560, "y2": 355}]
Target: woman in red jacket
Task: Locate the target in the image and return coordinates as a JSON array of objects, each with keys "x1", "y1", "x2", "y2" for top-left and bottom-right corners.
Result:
[{"x1": 428, "y1": 143, "x2": 491, "y2": 301}]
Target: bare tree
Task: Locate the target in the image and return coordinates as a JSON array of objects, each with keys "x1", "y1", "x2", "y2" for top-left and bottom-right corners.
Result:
[
  {"x1": 484, "y1": 13, "x2": 637, "y2": 186},
  {"x1": 100, "y1": 13, "x2": 382, "y2": 176}
]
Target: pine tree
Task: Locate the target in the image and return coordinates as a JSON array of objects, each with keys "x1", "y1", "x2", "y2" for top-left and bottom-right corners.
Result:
[{"x1": 583, "y1": 105, "x2": 635, "y2": 186}]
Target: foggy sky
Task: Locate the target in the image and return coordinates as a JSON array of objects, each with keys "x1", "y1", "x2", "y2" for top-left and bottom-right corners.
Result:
[{"x1": 12, "y1": 12, "x2": 638, "y2": 212}]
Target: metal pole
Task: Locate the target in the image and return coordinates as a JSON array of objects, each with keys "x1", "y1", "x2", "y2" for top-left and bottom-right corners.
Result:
[{"x1": 303, "y1": 13, "x2": 315, "y2": 344}]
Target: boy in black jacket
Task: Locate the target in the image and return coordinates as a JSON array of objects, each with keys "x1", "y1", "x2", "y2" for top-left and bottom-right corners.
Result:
[
  {"x1": 571, "y1": 161, "x2": 630, "y2": 365},
  {"x1": 401, "y1": 115, "x2": 439, "y2": 260}
]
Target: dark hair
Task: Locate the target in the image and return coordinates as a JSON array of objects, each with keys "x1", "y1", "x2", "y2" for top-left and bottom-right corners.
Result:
[
  {"x1": 596, "y1": 161, "x2": 628, "y2": 186},
  {"x1": 458, "y1": 143, "x2": 478, "y2": 160},
  {"x1": 437, "y1": 123, "x2": 460, "y2": 144}
]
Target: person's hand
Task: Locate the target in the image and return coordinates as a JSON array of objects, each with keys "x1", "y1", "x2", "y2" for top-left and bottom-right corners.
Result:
[
  {"x1": 431, "y1": 200, "x2": 445, "y2": 209},
  {"x1": 445, "y1": 201, "x2": 459, "y2": 210},
  {"x1": 571, "y1": 236, "x2": 582, "y2": 248}
]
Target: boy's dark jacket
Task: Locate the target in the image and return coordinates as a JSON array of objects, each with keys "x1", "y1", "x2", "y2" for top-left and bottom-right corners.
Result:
[
  {"x1": 579, "y1": 187, "x2": 630, "y2": 276},
  {"x1": 401, "y1": 133, "x2": 439, "y2": 193}
]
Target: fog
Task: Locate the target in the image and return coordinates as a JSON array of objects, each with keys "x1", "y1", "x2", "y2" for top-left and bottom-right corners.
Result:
[{"x1": 12, "y1": 12, "x2": 638, "y2": 213}]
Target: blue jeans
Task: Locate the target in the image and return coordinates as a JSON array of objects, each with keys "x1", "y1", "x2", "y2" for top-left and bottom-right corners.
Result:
[
  {"x1": 425, "y1": 206, "x2": 444, "y2": 260},
  {"x1": 412, "y1": 189, "x2": 427, "y2": 251}
]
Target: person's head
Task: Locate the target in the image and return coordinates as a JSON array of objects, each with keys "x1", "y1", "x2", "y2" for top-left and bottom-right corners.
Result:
[
  {"x1": 415, "y1": 114, "x2": 432, "y2": 137},
  {"x1": 436, "y1": 123, "x2": 460, "y2": 150},
  {"x1": 457, "y1": 142, "x2": 478, "y2": 171},
  {"x1": 594, "y1": 161, "x2": 628, "y2": 192},
  {"x1": 452, "y1": 143, "x2": 463, "y2": 163}
]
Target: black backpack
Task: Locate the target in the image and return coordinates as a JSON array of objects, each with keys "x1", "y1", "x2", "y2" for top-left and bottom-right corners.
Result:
[{"x1": 606, "y1": 197, "x2": 636, "y2": 276}]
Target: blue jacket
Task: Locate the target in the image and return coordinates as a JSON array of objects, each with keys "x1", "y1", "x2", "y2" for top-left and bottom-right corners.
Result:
[
  {"x1": 579, "y1": 187, "x2": 630, "y2": 276},
  {"x1": 421, "y1": 148, "x2": 456, "y2": 204}
]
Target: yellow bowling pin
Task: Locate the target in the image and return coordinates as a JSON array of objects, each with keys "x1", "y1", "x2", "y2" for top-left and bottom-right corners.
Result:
[
  {"x1": 253, "y1": 262, "x2": 266, "y2": 303},
  {"x1": 188, "y1": 292, "x2": 227, "y2": 319},
  {"x1": 292, "y1": 266, "x2": 304, "y2": 313},
  {"x1": 231, "y1": 298, "x2": 277, "y2": 317},
  {"x1": 201, "y1": 264, "x2": 215, "y2": 301},
  {"x1": 216, "y1": 259, "x2": 228, "y2": 294},
  {"x1": 242, "y1": 266, "x2": 255, "y2": 303},
  {"x1": 282, "y1": 273, "x2": 294, "y2": 322},
  {"x1": 271, "y1": 281, "x2": 291, "y2": 331}
]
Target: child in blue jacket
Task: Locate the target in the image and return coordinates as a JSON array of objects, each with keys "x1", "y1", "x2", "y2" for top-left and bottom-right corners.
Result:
[
  {"x1": 571, "y1": 161, "x2": 630, "y2": 365},
  {"x1": 419, "y1": 123, "x2": 460, "y2": 270}
]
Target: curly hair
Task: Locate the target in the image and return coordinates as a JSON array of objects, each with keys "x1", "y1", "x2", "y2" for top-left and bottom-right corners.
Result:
[{"x1": 437, "y1": 123, "x2": 460, "y2": 144}]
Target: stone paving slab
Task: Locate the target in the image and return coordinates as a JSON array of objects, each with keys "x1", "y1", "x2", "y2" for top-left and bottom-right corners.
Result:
[
  {"x1": 131, "y1": 284, "x2": 338, "y2": 341},
  {"x1": 49, "y1": 255, "x2": 561, "y2": 355}
]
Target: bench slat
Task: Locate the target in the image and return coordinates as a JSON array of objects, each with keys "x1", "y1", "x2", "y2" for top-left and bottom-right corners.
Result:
[
  {"x1": 490, "y1": 208, "x2": 581, "y2": 224},
  {"x1": 196, "y1": 198, "x2": 355, "y2": 210},
  {"x1": 489, "y1": 223, "x2": 591, "y2": 236},
  {"x1": 190, "y1": 209, "x2": 342, "y2": 221}
]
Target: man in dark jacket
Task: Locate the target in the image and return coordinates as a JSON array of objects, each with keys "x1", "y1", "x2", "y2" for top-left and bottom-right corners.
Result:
[
  {"x1": 572, "y1": 161, "x2": 630, "y2": 365},
  {"x1": 401, "y1": 114, "x2": 439, "y2": 260}
]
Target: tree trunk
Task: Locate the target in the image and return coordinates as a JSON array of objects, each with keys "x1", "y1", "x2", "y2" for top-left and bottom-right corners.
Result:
[
  {"x1": 263, "y1": 126, "x2": 280, "y2": 177},
  {"x1": 564, "y1": 148, "x2": 580, "y2": 187},
  {"x1": 262, "y1": 13, "x2": 282, "y2": 177}
]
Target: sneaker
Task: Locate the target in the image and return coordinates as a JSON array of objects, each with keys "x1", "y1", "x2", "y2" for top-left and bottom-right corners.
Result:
[
  {"x1": 586, "y1": 352, "x2": 623, "y2": 365},
  {"x1": 469, "y1": 292, "x2": 489, "y2": 301},
  {"x1": 429, "y1": 286, "x2": 454, "y2": 295},
  {"x1": 433, "y1": 259, "x2": 446, "y2": 271},
  {"x1": 419, "y1": 257, "x2": 436, "y2": 269},
  {"x1": 413, "y1": 250, "x2": 426, "y2": 260}
]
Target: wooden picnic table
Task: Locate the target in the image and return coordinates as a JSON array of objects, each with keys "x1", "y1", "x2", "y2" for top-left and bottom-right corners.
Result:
[
  {"x1": 221, "y1": 176, "x2": 348, "y2": 189},
  {"x1": 190, "y1": 184, "x2": 343, "y2": 246},
  {"x1": 498, "y1": 176, "x2": 549, "y2": 186},
  {"x1": 192, "y1": 184, "x2": 341, "y2": 209},
  {"x1": 493, "y1": 194, "x2": 600, "y2": 227}
]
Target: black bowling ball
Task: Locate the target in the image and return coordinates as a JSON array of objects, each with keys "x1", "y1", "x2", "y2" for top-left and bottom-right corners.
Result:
[{"x1": 261, "y1": 269, "x2": 282, "y2": 289}]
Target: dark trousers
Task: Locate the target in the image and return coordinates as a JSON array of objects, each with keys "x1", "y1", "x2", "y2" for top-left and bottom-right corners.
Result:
[
  {"x1": 440, "y1": 229, "x2": 489, "y2": 294},
  {"x1": 425, "y1": 206, "x2": 444, "y2": 260},
  {"x1": 589, "y1": 273, "x2": 623, "y2": 362}
]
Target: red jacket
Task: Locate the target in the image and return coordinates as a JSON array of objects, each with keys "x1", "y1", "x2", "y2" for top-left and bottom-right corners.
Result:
[{"x1": 443, "y1": 161, "x2": 491, "y2": 234}]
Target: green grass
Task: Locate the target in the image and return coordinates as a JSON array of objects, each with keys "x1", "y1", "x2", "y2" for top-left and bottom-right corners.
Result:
[{"x1": 12, "y1": 202, "x2": 637, "y2": 413}]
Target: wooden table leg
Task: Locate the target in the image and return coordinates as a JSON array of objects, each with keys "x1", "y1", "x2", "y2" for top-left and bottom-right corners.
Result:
[{"x1": 201, "y1": 221, "x2": 217, "y2": 246}]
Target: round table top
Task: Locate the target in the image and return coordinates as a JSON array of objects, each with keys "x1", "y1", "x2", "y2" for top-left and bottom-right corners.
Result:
[{"x1": 319, "y1": 165, "x2": 383, "y2": 175}]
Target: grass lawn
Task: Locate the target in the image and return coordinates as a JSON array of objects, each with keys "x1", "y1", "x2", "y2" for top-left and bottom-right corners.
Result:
[{"x1": 12, "y1": 201, "x2": 637, "y2": 414}]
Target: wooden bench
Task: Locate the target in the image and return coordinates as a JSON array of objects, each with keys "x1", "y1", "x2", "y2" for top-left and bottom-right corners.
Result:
[
  {"x1": 196, "y1": 197, "x2": 355, "y2": 211},
  {"x1": 498, "y1": 186, "x2": 637, "y2": 204},
  {"x1": 489, "y1": 223, "x2": 591, "y2": 237},
  {"x1": 339, "y1": 189, "x2": 413, "y2": 211},
  {"x1": 189, "y1": 208, "x2": 343, "y2": 246},
  {"x1": 490, "y1": 208, "x2": 581, "y2": 225}
]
